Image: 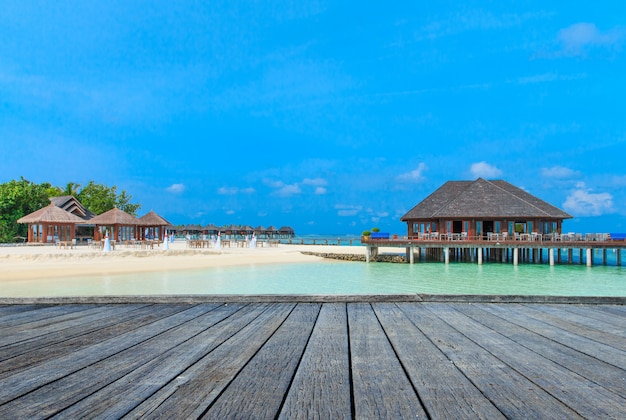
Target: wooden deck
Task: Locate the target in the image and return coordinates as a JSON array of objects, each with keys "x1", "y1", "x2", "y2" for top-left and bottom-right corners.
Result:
[{"x1": 0, "y1": 301, "x2": 624, "y2": 418}]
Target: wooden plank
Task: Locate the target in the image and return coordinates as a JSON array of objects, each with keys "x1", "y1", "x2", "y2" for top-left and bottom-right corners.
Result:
[
  {"x1": 0, "y1": 304, "x2": 211, "y2": 408},
  {"x1": 481, "y1": 304, "x2": 626, "y2": 369},
  {"x1": 0, "y1": 304, "x2": 152, "y2": 360},
  {"x1": 0, "y1": 304, "x2": 226, "y2": 417},
  {"x1": 0, "y1": 304, "x2": 147, "y2": 349},
  {"x1": 278, "y1": 303, "x2": 352, "y2": 419},
  {"x1": 589, "y1": 304, "x2": 626, "y2": 318},
  {"x1": 51, "y1": 303, "x2": 259, "y2": 418},
  {"x1": 432, "y1": 303, "x2": 626, "y2": 418},
  {"x1": 560, "y1": 304, "x2": 626, "y2": 327},
  {"x1": 0, "y1": 304, "x2": 185, "y2": 379},
  {"x1": 347, "y1": 302, "x2": 427, "y2": 419},
  {"x1": 0, "y1": 304, "x2": 98, "y2": 329},
  {"x1": 399, "y1": 303, "x2": 580, "y2": 418},
  {"x1": 520, "y1": 303, "x2": 626, "y2": 350},
  {"x1": 373, "y1": 303, "x2": 505, "y2": 419},
  {"x1": 131, "y1": 303, "x2": 296, "y2": 418},
  {"x1": 204, "y1": 303, "x2": 321, "y2": 419},
  {"x1": 0, "y1": 305, "x2": 50, "y2": 318},
  {"x1": 455, "y1": 303, "x2": 626, "y2": 397}
]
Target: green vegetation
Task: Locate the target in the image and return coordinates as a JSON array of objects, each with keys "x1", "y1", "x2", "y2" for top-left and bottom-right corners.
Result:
[
  {"x1": 0, "y1": 178, "x2": 140, "y2": 243},
  {"x1": 371, "y1": 227, "x2": 380, "y2": 233}
]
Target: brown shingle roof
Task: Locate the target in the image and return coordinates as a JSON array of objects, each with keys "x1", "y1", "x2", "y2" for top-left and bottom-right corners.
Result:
[
  {"x1": 89, "y1": 208, "x2": 140, "y2": 225},
  {"x1": 401, "y1": 178, "x2": 572, "y2": 221},
  {"x1": 49, "y1": 195, "x2": 95, "y2": 220},
  {"x1": 17, "y1": 204, "x2": 86, "y2": 224}
]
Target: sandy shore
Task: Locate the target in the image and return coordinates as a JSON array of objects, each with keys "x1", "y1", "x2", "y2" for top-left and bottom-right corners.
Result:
[{"x1": 0, "y1": 241, "x2": 368, "y2": 281}]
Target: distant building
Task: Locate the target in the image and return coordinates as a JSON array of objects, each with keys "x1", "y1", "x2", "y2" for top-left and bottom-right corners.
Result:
[{"x1": 400, "y1": 178, "x2": 572, "y2": 239}]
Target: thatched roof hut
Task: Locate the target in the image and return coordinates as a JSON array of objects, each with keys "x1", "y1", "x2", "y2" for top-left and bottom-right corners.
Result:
[
  {"x1": 18, "y1": 204, "x2": 86, "y2": 224},
  {"x1": 89, "y1": 208, "x2": 140, "y2": 241},
  {"x1": 138, "y1": 211, "x2": 171, "y2": 226},
  {"x1": 137, "y1": 211, "x2": 172, "y2": 240},
  {"x1": 17, "y1": 204, "x2": 85, "y2": 243}
]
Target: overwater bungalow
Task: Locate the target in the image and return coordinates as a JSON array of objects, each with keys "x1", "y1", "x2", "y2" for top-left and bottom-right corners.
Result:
[
  {"x1": 279, "y1": 226, "x2": 295, "y2": 238},
  {"x1": 265, "y1": 225, "x2": 279, "y2": 239},
  {"x1": 401, "y1": 178, "x2": 572, "y2": 239},
  {"x1": 202, "y1": 224, "x2": 220, "y2": 237}
]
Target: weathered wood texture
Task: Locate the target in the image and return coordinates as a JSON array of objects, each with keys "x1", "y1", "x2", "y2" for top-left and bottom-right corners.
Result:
[{"x1": 0, "y1": 302, "x2": 624, "y2": 419}]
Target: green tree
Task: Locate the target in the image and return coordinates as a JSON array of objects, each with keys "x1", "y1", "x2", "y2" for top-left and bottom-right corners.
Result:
[
  {"x1": 62, "y1": 182, "x2": 81, "y2": 196},
  {"x1": 77, "y1": 181, "x2": 141, "y2": 216},
  {"x1": 116, "y1": 190, "x2": 141, "y2": 215},
  {"x1": 0, "y1": 177, "x2": 53, "y2": 242}
]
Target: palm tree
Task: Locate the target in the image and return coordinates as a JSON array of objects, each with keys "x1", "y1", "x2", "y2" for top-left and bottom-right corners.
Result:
[{"x1": 63, "y1": 182, "x2": 81, "y2": 197}]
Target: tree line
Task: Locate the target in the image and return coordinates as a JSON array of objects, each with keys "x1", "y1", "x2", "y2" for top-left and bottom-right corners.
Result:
[{"x1": 0, "y1": 177, "x2": 140, "y2": 243}]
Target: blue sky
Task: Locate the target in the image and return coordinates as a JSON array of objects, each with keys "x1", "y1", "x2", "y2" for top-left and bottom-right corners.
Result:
[{"x1": 1, "y1": 1, "x2": 625, "y2": 235}]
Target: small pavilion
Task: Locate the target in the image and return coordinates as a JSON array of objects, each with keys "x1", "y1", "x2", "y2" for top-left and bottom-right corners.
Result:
[
  {"x1": 17, "y1": 204, "x2": 86, "y2": 243},
  {"x1": 137, "y1": 211, "x2": 172, "y2": 241},
  {"x1": 89, "y1": 208, "x2": 141, "y2": 242},
  {"x1": 401, "y1": 178, "x2": 572, "y2": 239}
]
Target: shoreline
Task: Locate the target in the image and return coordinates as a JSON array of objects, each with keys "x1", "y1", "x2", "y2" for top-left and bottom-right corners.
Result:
[{"x1": 0, "y1": 242, "x2": 370, "y2": 282}]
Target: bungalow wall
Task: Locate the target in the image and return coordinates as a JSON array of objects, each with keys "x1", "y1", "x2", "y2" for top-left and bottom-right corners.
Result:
[{"x1": 406, "y1": 218, "x2": 564, "y2": 239}]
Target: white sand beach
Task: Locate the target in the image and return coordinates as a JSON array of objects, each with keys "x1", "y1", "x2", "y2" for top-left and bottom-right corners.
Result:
[{"x1": 0, "y1": 241, "x2": 367, "y2": 282}]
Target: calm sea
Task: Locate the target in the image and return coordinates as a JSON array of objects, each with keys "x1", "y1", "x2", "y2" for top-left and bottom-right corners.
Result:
[{"x1": 3, "y1": 260, "x2": 625, "y2": 297}]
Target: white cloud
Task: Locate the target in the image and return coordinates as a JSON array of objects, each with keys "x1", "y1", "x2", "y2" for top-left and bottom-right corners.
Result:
[
  {"x1": 302, "y1": 178, "x2": 327, "y2": 186},
  {"x1": 273, "y1": 184, "x2": 302, "y2": 197},
  {"x1": 314, "y1": 187, "x2": 327, "y2": 195},
  {"x1": 470, "y1": 161, "x2": 502, "y2": 178},
  {"x1": 558, "y1": 23, "x2": 624, "y2": 56},
  {"x1": 166, "y1": 183, "x2": 186, "y2": 194},
  {"x1": 217, "y1": 186, "x2": 239, "y2": 195},
  {"x1": 335, "y1": 204, "x2": 362, "y2": 217},
  {"x1": 397, "y1": 163, "x2": 427, "y2": 182},
  {"x1": 217, "y1": 186, "x2": 255, "y2": 195},
  {"x1": 541, "y1": 166, "x2": 577, "y2": 179},
  {"x1": 563, "y1": 185, "x2": 614, "y2": 216}
]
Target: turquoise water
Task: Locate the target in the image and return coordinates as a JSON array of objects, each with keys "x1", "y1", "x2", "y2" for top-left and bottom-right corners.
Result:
[{"x1": 4, "y1": 261, "x2": 625, "y2": 297}]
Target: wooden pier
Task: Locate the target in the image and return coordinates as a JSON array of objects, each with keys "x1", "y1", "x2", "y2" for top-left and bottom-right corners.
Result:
[
  {"x1": 365, "y1": 236, "x2": 626, "y2": 266},
  {"x1": 0, "y1": 298, "x2": 624, "y2": 418}
]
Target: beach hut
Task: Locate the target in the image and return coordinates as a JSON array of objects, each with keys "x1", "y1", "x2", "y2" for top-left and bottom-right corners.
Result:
[
  {"x1": 400, "y1": 178, "x2": 572, "y2": 239},
  {"x1": 89, "y1": 208, "x2": 141, "y2": 242},
  {"x1": 137, "y1": 211, "x2": 172, "y2": 241},
  {"x1": 17, "y1": 204, "x2": 86, "y2": 244}
]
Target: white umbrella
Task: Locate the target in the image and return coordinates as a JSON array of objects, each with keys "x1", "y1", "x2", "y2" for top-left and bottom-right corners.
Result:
[
  {"x1": 216, "y1": 232, "x2": 221, "y2": 249},
  {"x1": 162, "y1": 231, "x2": 169, "y2": 250},
  {"x1": 103, "y1": 230, "x2": 111, "y2": 252}
]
